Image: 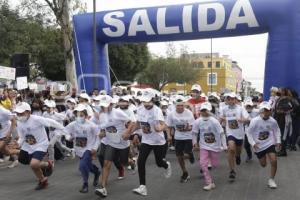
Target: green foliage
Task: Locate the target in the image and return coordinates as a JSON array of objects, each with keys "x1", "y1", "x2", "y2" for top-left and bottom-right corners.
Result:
[
  {"x1": 108, "y1": 43, "x2": 150, "y2": 84},
  {"x1": 0, "y1": 1, "x2": 65, "y2": 81}
]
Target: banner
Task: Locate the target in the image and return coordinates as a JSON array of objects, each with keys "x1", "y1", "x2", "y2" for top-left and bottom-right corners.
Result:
[
  {"x1": 16, "y1": 77, "x2": 28, "y2": 90},
  {"x1": 0, "y1": 66, "x2": 16, "y2": 80}
]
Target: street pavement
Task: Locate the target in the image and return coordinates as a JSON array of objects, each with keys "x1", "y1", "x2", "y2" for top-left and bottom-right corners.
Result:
[{"x1": 0, "y1": 150, "x2": 300, "y2": 200}]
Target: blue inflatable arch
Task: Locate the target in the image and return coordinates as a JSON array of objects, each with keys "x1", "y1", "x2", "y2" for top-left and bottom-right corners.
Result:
[{"x1": 73, "y1": 0, "x2": 300, "y2": 99}]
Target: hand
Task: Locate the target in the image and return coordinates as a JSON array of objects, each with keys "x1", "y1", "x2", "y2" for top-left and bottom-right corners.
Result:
[
  {"x1": 154, "y1": 124, "x2": 163, "y2": 132},
  {"x1": 193, "y1": 143, "x2": 199, "y2": 151},
  {"x1": 223, "y1": 146, "x2": 228, "y2": 153},
  {"x1": 91, "y1": 149, "x2": 97, "y2": 160},
  {"x1": 122, "y1": 133, "x2": 131, "y2": 141},
  {"x1": 99, "y1": 131, "x2": 106, "y2": 139},
  {"x1": 167, "y1": 135, "x2": 172, "y2": 145},
  {"x1": 276, "y1": 143, "x2": 281, "y2": 152},
  {"x1": 253, "y1": 143, "x2": 259, "y2": 151}
]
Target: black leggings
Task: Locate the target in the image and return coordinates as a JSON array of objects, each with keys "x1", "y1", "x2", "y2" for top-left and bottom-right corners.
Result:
[
  {"x1": 138, "y1": 143, "x2": 168, "y2": 185},
  {"x1": 244, "y1": 135, "x2": 252, "y2": 159}
]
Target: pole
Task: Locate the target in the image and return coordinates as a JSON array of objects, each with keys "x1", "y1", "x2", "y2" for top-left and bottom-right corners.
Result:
[
  {"x1": 210, "y1": 38, "x2": 213, "y2": 93},
  {"x1": 93, "y1": 0, "x2": 98, "y2": 90}
]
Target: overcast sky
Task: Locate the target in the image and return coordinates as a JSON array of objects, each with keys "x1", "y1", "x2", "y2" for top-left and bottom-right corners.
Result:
[{"x1": 10, "y1": 0, "x2": 267, "y2": 92}]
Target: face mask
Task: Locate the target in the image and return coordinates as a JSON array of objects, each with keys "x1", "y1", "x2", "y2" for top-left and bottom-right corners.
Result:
[
  {"x1": 76, "y1": 116, "x2": 85, "y2": 124},
  {"x1": 17, "y1": 116, "x2": 28, "y2": 122}
]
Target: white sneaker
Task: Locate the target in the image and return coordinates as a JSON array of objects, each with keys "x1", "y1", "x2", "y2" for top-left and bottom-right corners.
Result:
[
  {"x1": 164, "y1": 161, "x2": 172, "y2": 178},
  {"x1": 0, "y1": 159, "x2": 4, "y2": 163},
  {"x1": 169, "y1": 146, "x2": 175, "y2": 151},
  {"x1": 133, "y1": 185, "x2": 147, "y2": 196},
  {"x1": 203, "y1": 183, "x2": 216, "y2": 191},
  {"x1": 8, "y1": 160, "x2": 19, "y2": 168},
  {"x1": 3, "y1": 156, "x2": 10, "y2": 162},
  {"x1": 268, "y1": 178, "x2": 277, "y2": 189},
  {"x1": 95, "y1": 187, "x2": 107, "y2": 197}
]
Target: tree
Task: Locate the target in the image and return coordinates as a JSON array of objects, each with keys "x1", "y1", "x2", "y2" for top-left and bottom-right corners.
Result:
[
  {"x1": 136, "y1": 56, "x2": 199, "y2": 91},
  {"x1": 108, "y1": 43, "x2": 150, "y2": 84}
]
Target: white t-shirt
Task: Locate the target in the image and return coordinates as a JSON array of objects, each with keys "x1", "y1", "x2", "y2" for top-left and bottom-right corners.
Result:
[
  {"x1": 17, "y1": 115, "x2": 64, "y2": 154},
  {"x1": 244, "y1": 109, "x2": 260, "y2": 133},
  {"x1": 65, "y1": 120, "x2": 99, "y2": 157},
  {"x1": 65, "y1": 109, "x2": 76, "y2": 122},
  {"x1": 43, "y1": 111, "x2": 66, "y2": 138},
  {"x1": 192, "y1": 116, "x2": 226, "y2": 152},
  {"x1": 247, "y1": 116, "x2": 281, "y2": 152},
  {"x1": 166, "y1": 109, "x2": 194, "y2": 140},
  {"x1": 136, "y1": 105, "x2": 166, "y2": 145},
  {"x1": 100, "y1": 108, "x2": 131, "y2": 149},
  {"x1": 0, "y1": 107, "x2": 14, "y2": 139},
  {"x1": 220, "y1": 105, "x2": 249, "y2": 140}
]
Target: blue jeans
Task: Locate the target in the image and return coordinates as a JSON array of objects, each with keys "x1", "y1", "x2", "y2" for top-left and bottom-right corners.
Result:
[{"x1": 79, "y1": 150, "x2": 99, "y2": 185}]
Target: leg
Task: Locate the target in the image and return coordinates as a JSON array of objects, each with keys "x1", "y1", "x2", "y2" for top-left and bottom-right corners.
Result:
[
  {"x1": 137, "y1": 143, "x2": 152, "y2": 185},
  {"x1": 30, "y1": 159, "x2": 45, "y2": 181},
  {"x1": 200, "y1": 149, "x2": 212, "y2": 185},
  {"x1": 227, "y1": 140, "x2": 236, "y2": 171},
  {"x1": 79, "y1": 151, "x2": 92, "y2": 186},
  {"x1": 267, "y1": 153, "x2": 277, "y2": 179},
  {"x1": 153, "y1": 145, "x2": 169, "y2": 169},
  {"x1": 175, "y1": 140, "x2": 187, "y2": 174},
  {"x1": 244, "y1": 135, "x2": 252, "y2": 160}
]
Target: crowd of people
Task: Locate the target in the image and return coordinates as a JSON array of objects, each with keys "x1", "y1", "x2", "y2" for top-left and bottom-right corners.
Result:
[{"x1": 0, "y1": 84, "x2": 299, "y2": 197}]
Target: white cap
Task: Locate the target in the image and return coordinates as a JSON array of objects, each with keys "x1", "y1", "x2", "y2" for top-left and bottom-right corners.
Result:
[
  {"x1": 74, "y1": 104, "x2": 87, "y2": 112},
  {"x1": 99, "y1": 90, "x2": 107, "y2": 95},
  {"x1": 99, "y1": 95, "x2": 113, "y2": 107},
  {"x1": 236, "y1": 94, "x2": 242, "y2": 101},
  {"x1": 14, "y1": 102, "x2": 31, "y2": 113},
  {"x1": 66, "y1": 98, "x2": 76, "y2": 104},
  {"x1": 200, "y1": 102, "x2": 212, "y2": 111},
  {"x1": 44, "y1": 100, "x2": 56, "y2": 108},
  {"x1": 112, "y1": 96, "x2": 120, "y2": 104},
  {"x1": 79, "y1": 93, "x2": 90, "y2": 102},
  {"x1": 227, "y1": 92, "x2": 237, "y2": 98},
  {"x1": 259, "y1": 101, "x2": 272, "y2": 111},
  {"x1": 92, "y1": 95, "x2": 103, "y2": 101},
  {"x1": 175, "y1": 95, "x2": 186, "y2": 105},
  {"x1": 119, "y1": 95, "x2": 131, "y2": 102},
  {"x1": 191, "y1": 84, "x2": 202, "y2": 92},
  {"x1": 140, "y1": 90, "x2": 155, "y2": 102},
  {"x1": 244, "y1": 99, "x2": 254, "y2": 106},
  {"x1": 270, "y1": 86, "x2": 279, "y2": 93},
  {"x1": 160, "y1": 100, "x2": 169, "y2": 106}
]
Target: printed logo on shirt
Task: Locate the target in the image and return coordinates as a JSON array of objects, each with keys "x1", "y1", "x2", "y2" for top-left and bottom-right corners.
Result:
[
  {"x1": 140, "y1": 122, "x2": 151, "y2": 134},
  {"x1": 75, "y1": 137, "x2": 87, "y2": 147},
  {"x1": 228, "y1": 120, "x2": 239, "y2": 129},
  {"x1": 176, "y1": 124, "x2": 186, "y2": 132},
  {"x1": 106, "y1": 126, "x2": 117, "y2": 134},
  {"x1": 204, "y1": 133, "x2": 216, "y2": 144},
  {"x1": 258, "y1": 131, "x2": 270, "y2": 140},
  {"x1": 25, "y1": 134, "x2": 37, "y2": 145}
]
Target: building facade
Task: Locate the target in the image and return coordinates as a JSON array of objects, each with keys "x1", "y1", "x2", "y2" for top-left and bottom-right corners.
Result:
[{"x1": 162, "y1": 53, "x2": 240, "y2": 95}]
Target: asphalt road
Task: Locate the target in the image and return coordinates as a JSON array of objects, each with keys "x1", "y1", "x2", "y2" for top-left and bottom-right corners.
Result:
[{"x1": 1, "y1": 150, "x2": 300, "y2": 200}]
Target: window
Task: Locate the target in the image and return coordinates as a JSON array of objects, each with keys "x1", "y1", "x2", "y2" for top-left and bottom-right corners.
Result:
[
  {"x1": 207, "y1": 73, "x2": 217, "y2": 85},
  {"x1": 199, "y1": 61, "x2": 204, "y2": 68},
  {"x1": 193, "y1": 61, "x2": 204, "y2": 68},
  {"x1": 208, "y1": 62, "x2": 212, "y2": 68},
  {"x1": 216, "y1": 61, "x2": 221, "y2": 68}
]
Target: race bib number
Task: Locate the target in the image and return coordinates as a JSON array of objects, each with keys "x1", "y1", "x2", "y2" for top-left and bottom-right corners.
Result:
[
  {"x1": 258, "y1": 131, "x2": 270, "y2": 141},
  {"x1": 106, "y1": 126, "x2": 117, "y2": 134},
  {"x1": 75, "y1": 137, "x2": 88, "y2": 147},
  {"x1": 204, "y1": 133, "x2": 216, "y2": 144},
  {"x1": 228, "y1": 119, "x2": 239, "y2": 129},
  {"x1": 140, "y1": 122, "x2": 151, "y2": 134},
  {"x1": 176, "y1": 124, "x2": 186, "y2": 132},
  {"x1": 25, "y1": 134, "x2": 37, "y2": 145},
  {"x1": 106, "y1": 126, "x2": 121, "y2": 143}
]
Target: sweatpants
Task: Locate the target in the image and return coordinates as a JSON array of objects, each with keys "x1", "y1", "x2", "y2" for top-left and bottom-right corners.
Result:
[
  {"x1": 79, "y1": 150, "x2": 99, "y2": 185},
  {"x1": 200, "y1": 149, "x2": 220, "y2": 185},
  {"x1": 138, "y1": 143, "x2": 168, "y2": 185}
]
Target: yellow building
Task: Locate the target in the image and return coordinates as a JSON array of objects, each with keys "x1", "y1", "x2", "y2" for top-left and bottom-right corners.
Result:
[{"x1": 162, "y1": 53, "x2": 239, "y2": 95}]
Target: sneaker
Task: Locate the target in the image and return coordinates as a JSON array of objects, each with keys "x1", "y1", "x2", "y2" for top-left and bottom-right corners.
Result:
[
  {"x1": 208, "y1": 163, "x2": 212, "y2": 170},
  {"x1": 3, "y1": 156, "x2": 10, "y2": 162},
  {"x1": 93, "y1": 170, "x2": 101, "y2": 187},
  {"x1": 118, "y1": 166, "x2": 125, "y2": 180},
  {"x1": 229, "y1": 170, "x2": 236, "y2": 182},
  {"x1": 245, "y1": 156, "x2": 252, "y2": 163},
  {"x1": 79, "y1": 183, "x2": 88, "y2": 193},
  {"x1": 268, "y1": 178, "x2": 277, "y2": 189},
  {"x1": 35, "y1": 178, "x2": 48, "y2": 190},
  {"x1": 180, "y1": 172, "x2": 190, "y2": 183},
  {"x1": 95, "y1": 187, "x2": 107, "y2": 197},
  {"x1": 71, "y1": 149, "x2": 76, "y2": 159},
  {"x1": 8, "y1": 160, "x2": 19, "y2": 168},
  {"x1": 236, "y1": 156, "x2": 241, "y2": 165},
  {"x1": 164, "y1": 161, "x2": 172, "y2": 178},
  {"x1": 169, "y1": 146, "x2": 175, "y2": 151},
  {"x1": 203, "y1": 183, "x2": 216, "y2": 191},
  {"x1": 133, "y1": 185, "x2": 147, "y2": 196},
  {"x1": 0, "y1": 159, "x2": 4, "y2": 163},
  {"x1": 189, "y1": 153, "x2": 195, "y2": 164}
]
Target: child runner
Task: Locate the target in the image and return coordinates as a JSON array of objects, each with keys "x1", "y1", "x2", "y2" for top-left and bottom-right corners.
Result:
[
  {"x1": 247, "y1": 101, "x2": 281, "y2": 189},
  {"x1": 192, "y1": 102, "x2": 227, "y2": 190}
]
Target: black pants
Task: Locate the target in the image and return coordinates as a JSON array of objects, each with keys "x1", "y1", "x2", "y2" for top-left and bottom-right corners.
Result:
[
  {"x1": 138, "y1": 143, "x2": 168, "y2": 185},
  {"x1": 244, "y1": 135, "x2": 252, "y2": 159}
]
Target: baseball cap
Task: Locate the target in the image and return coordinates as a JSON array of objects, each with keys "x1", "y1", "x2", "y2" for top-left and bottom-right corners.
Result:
[
  {"x1": 259, "y1": 101, "x2": 272, "y2": 111},
  {"x1": 200, "y1": 102, "x2": 212, "y2": 111},
  {"x1": 160, "y1": 100, "x2": 169, "y2": 106},
  {"x1": 191, "y1": 84, "x2": 202, "y2": 92},
  {"x1": 14, "y1": 102, "x2": 31, "y2": 113},
  {"x1": 174, "y1": 95, "x2": 186, "y2": 105},
  {"x1": 227, "y1": 92, "x2": 237, "y2": 98},
  {"x1": 119, "y1": 95, "x2": 131, "y2": 102},
  {"x1": 66, "y1": 98, "x2": 77, "y2": 104},
  {"x1": 140, "y1": 90, "x2": 155, "y2": 102},
  {"x1": 44, "y1": 100, "x2": 56, "y2": 108},
  {"x1": 244, "y1": 99, "x2": 254, "y2": 106},
  {"x1": 99, "y1": 95, "x2": 113, "y2": 107},
  {"x1": 79, "y1": 93, "x2": 90, "y2": 102},
  {"x1": 74, "y1": 104, "x2": 87, "y2": 112}
]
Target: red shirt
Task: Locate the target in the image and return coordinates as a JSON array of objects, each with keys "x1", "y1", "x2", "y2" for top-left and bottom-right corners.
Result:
[{"x1": 187, "y1": 97, "x2": 206, "y2": 119}]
